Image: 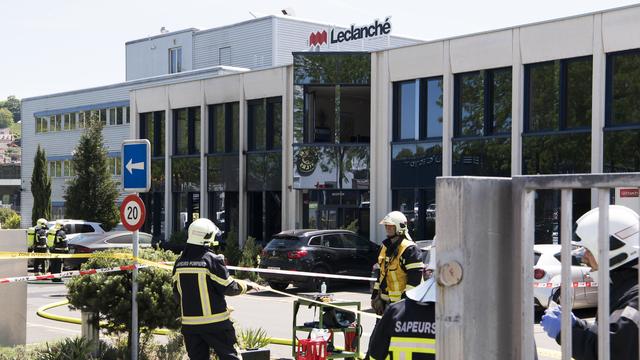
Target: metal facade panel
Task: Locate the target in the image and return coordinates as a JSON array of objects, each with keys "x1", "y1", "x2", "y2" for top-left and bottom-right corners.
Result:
[{"x1": 193, "y1": 18, "x2": 273, "y2": 70}]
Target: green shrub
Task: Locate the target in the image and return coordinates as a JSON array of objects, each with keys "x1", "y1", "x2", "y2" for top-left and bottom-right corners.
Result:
[
  {"x1": 236, "y1": 327, "x2": 271, "y2": 350},
  {"x1": 236, "y1": 237, "x2": 261, "y2": 281},
  {"x1": 35, "y1": 337, "x2": 95, "y2": 360},
  {"x1": 0, "y1": 345, "x2": 32, "y2": 360},
  {"x1": 4, "y1": 213, "x2": 20, "y2": 229},
  {"x1": 223, "y1": 228, "x2": 242, "y2": 266},
  {"x1": 66, "y1": 249, "x2": 180, "y2": 353}
]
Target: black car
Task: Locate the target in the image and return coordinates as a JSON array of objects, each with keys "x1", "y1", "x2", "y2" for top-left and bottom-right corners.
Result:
[{"x1": 258, "y1": 229, "x2": 379, "y2": 291}]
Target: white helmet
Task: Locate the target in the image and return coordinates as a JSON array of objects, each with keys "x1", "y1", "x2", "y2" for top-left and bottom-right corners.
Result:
[
  {"x1": 574, "y1": 205, "x2": 640, "y2": 271},
  {"x1": 36, "y1": 218, "x2": 48, "y2": 227},
  {"x1": 406, "y1": 277, "x2": 436, "y2": 303},
  {"x1": 187, "y1": 218, "x2": 220, "y2": 247},
  {"x1": 54, "y1": 220, "x2": 64, "y2": 230},
  {"x1": 379, "y1": 211, "x2": 412, "y2": 241}
]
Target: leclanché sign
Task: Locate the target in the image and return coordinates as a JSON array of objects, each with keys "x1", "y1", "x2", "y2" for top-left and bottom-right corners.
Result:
[{"x1": 308, "y1": 17, "x2": 392, "y2": 47}]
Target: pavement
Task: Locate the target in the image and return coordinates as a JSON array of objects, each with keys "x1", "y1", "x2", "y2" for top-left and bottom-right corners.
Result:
[{"x1": 23, "y1": 279, "x2": 595, "y2": 359}]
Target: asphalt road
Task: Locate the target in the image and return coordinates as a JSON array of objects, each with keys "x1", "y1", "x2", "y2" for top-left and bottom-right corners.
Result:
[{"x1": 25, "y1": 281, "x2": 593, "y2": 359}]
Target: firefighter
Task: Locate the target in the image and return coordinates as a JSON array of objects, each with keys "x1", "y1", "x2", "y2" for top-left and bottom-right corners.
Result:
[
  {"x1": 541, "y1": 205, "x2": 639, "y2": 360},
  {"x1": 371, "y1": 211, "x2": 424, "y2": 315},
  {"x1": 47, "y1": 220, "x2": 68, "y2": 282},
  {"x1": 172, "y1": 218, "x2": 252, "y2": 360},
  {"x1": 27, "y1": 218, "x2": 50, "y2": 274},
  {"x1": 368, "y1": 264, "x2": 437, "y2": 360}
]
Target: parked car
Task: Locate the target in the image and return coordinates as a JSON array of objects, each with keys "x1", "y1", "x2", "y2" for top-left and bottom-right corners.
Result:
[
  {"x1": 46, "y1": 219, "x2": 106, "y2": 241},
  {"x1": 533, "y1": 244, "x2": 597, "y2": 309},
  {"x1": 258, "y1": 229, "x2": 379, "y2": 291},
  {"x1": 66, "y1": 231, "x2": 153, "y2": 269}
]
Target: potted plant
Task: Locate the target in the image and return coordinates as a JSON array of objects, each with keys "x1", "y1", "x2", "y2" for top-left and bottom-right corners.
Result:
[{"x1": 237, "y1": 327, "x2": 271, "y2": 360}]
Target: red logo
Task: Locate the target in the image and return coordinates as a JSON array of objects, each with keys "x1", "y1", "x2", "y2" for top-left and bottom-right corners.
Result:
[
  {"x1": 620, "y1": 188, "x2": 639, "y2": 198},
  {"x1": 309, "y1": 30, "x2": 328, "y2": 46}
]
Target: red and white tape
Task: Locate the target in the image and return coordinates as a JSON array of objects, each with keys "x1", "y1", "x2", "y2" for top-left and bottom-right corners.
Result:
[
  {"x1": 533, "y1": 281, "x2": 598, "y2": 288},
  {"x1": 0, "y1": 264, "x2": 143, "y2": 284}
]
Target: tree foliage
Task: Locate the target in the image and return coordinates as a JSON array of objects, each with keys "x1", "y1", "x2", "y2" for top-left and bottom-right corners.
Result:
[
  {"x1": 31, "y1": 145, "x2": 51, "y2": 225},
  {"x1": 64, "y1": 118, "x2": 119, "y2": 230},
  {"x1": 0, "y1": 108, "x2": 13, "y2": 128},
  {"x1": 66, "y1": 249, "x2": 180, "y2": 337},
  {"x1": 0, "y1": 96, "x2": 20, "y2": 122}
]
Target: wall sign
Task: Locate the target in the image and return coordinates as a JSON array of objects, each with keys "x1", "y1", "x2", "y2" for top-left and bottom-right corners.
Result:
[{"x1": 309, "y1": 17, "x2": 392, "y2": 47}]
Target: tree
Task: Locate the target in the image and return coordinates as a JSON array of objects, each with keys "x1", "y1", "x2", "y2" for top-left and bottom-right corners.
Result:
[
  {"x1": 31, "y1": 145, "x2": 51, "y2": 225},
  {"x1": 64, "y1": 118, "x2": 119, "y2": 230},
  {"x1": 0, "y1": 108, "x2": 13, "y2": 128},
  {"x1": 0, "y1": 95, "x2": 21, "y2": 121}
]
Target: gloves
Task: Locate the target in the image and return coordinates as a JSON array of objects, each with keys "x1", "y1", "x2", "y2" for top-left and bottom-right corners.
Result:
[
  {"x1": 541, "y1": 306, "x2": 576, "y2": 339},
  {"x1": 371, "y1": 295, "x2": 386, "y2": 315}
]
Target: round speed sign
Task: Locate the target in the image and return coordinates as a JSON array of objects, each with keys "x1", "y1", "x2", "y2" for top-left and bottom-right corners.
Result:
[{"x1": 120, "y1": 194, "x2": 146, "y2": 232}]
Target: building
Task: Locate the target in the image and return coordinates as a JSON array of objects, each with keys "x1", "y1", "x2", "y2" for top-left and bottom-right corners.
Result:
[
  {"x1": 20, "y1": 14, "x2": 416, "y2": 234},
  {"x1": 21, "y1": 5, "x2": 640, "y2": 245}
]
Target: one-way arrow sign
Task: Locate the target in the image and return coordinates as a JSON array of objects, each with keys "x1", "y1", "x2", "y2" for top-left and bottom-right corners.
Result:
[{"x1": 122, "y1": 139, "x2": 151, "y2": 193}]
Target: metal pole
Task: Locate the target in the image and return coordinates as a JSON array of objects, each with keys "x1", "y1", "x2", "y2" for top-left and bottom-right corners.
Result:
[
  {"x1": 597, "y1": 189, "x2": 610, "y2": 360},
  {"x1": 132, "y1": 227, "x2": 139, "y2": 360},
  {"x1": 560, "y1": 189, "x2": 573, "y2": 360}
]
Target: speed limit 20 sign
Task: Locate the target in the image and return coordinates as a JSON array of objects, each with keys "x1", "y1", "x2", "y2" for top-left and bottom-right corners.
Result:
[{"x1": 120, "y1": 194, "x2": 146, "y2": 232}]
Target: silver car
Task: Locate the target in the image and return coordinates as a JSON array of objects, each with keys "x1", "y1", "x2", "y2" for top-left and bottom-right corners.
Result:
[{"x1": 66, "y1": 231, "x2": 153, "y2": 269}]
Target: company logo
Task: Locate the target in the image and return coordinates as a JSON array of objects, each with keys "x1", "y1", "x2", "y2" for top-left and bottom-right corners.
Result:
[
  {"x1": 308, "y1": 17, "x2": 392, "y2": 48},
  {"x1": 296, "y1": 148, "x2": 319, "y2": 176},
  {"x1": 309, "y1": 30, "x2": 328, "y2": 46},
  {"x1": 620, "y1": 188, "x2": 639, "y2": 198}
]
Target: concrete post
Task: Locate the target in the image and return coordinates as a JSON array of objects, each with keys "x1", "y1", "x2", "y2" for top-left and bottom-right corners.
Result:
[
  {"x1": 0, "y1": 229, "x2": 27, "y2": 346},
  {"x1": 435, "y1": 177, "x2": 516, "y2": 359},
  {"x1": 81, "y1": 311, "x2": 100, "y2": 356}
]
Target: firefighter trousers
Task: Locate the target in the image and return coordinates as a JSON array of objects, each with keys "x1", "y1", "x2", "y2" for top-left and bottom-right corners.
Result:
[{"x1": 182, "y1": 324, "x2": 240, "y2": 360}]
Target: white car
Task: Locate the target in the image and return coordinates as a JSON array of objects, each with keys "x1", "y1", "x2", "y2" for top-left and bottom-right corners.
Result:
[
  {"x1": 46, "y1": 219, "x2": 106, "y2": 241},
  {"x1": 533, "y1": 244, "x2": 597, "y2": 309}
]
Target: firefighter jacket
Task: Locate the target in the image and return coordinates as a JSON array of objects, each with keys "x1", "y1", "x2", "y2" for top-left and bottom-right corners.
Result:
[
  {"x1": 48, "y1": 228, "x2": 68, "y2": 252},
  {"x1": 373, "y1": 237, "x2": 423, "y2": 303},
  {"x1": 27, "y1": 225, "x2": 50, "y2": 249},
  {"x1": 172, "y1": 244, "x2": 248, "y2": 328},
  {"x1": 557, "y1": 265, "x2": 639, "y2": 360},
  {"x1": 368, "y1": 298, "x2": 436, "y2": 360}
]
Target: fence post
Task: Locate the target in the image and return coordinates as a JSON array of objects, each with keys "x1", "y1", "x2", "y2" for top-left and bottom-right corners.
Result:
[
  {"x1": 435, "y1": 177, "x2": 517, "y2": 359},
  {"x1": 81, "y1": 311, "x2": 100, "y2": 356}
]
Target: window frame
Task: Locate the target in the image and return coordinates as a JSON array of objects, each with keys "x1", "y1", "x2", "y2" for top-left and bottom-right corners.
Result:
[
  {"x1": 605, "y1": 49, "x2": 640, "y2": 129},
  {"x1": 169, "y1": 47, "x2": 182, "y2": 74},
  {"x1": 393, "y1": 76, "x2": 444, "y2": 142},
  {"x1": 524, "y1": 56, "x2": 593, "y2": 134}
]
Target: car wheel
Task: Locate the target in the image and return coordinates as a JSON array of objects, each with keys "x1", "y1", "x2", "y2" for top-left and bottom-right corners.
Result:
[{"x1": 268, "y1": 281, "x2": 289, "y2": 292}]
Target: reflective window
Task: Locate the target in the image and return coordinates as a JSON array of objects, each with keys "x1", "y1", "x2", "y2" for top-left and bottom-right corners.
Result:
[
  {"x1": 208, "y1": 102, "x2": 239, "y2": 154},
  {"x1": 173, "y1": 107, "x2": 200, "y2": 155},
  {"x1": 339, "y1": 86, "x2": 370, "y2": 143},
  {"x1": 392, "y1": 188, "x2": 436, "y2": 241},
  {"x1": 170, "y1": 47, "x2": 182, "y2": 74},
  {"x1": 455, "y1": 67, "x2": 512, "y2": 137},
  {"x1": 522, "y1": 133, "x2": 591, "y2": 174},
  {"x1": 140, "y1": 111, "x2": 165, "y2": 157},
  {"x1": 172, "y1": 157, "x2": 200, "y2": 192},
  {"x1": 207, "y1": 155, "x2": 239, "y2": 192},
  {"x1": 604, "y1": 129, "x2": 640, "y2": 172},
  {"x1": 395, "y1": 80, "x2": 417, "y2": 140},
  {"x1": 294, "y1": 53, "x2": 370, "y2": 85},
  {"x1": 452, "y1": 138, "x2": 511, "y2": 176},
  {"x1": 393, "y1": 78, "x2": 443, "y2": 141},
  {"x1": 526, "y1": 57, "x2": 592, "y2": 132},
  {"x1": 248, "y1": 100, "x2": 266, "y2": 151},
  {"x1": 607, "y1": 50, "x2": 640, "y2": 126},
  {"x1": 426, "y1": 78, "x2": 444, "y2": 138},
  {"x1": 247, "y1": 153, "x2": 282, "y2": 192}
]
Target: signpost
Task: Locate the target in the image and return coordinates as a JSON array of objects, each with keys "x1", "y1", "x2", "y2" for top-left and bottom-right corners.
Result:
[{"x1": 121, "y1": 139, "x2": 150, "y2": 360}]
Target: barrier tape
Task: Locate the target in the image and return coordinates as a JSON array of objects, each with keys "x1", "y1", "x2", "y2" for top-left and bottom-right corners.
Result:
[
  {"x1": 0, "y1": 264, "x2": 142, "y2": 284},
  {"x1": 533, "y1": 281, "x2": 598, "y2": 288},
  {"x1": 0, "y1": 251, "x2": 133, "y2": 260}
]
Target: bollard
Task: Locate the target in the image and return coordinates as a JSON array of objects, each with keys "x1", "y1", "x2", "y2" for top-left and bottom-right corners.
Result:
[{"x1": 81, "y1": 311, "x2": 100, "y2": 356}]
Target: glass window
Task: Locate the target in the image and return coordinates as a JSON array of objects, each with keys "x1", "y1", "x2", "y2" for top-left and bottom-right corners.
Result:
[
  {"x1": 116, "y1": 107, "x2": 123, "y2": 125},
  {"x1": 209, "y1": 104, "x2": 225, "y2": 153},
  {"x1": 174, "y1": 109, "x2": 188, "y2": 155},
  {"x1": 324, "y1": 234, "x2": 344, "y2": 249},
  {"x1": 604, "y1": 129, "x2": 640, "y2": 172},
  {"x1": 107, "y1": 158, "x2": 115, "y2": 175},
  {"x1": 68, "y1": 113, "x2": 76, "y2": 130},
  {"x1": 523, "y1": 133, "x2": 591, "y2": 174},
  {"x1": 566, "y1": 59, "x2": 592, "y2": 129},
  {"x1": 78, "y1": 112, "x2": 85, "y2": 129},
  {"x1": 55, "y1": 161, "x2": 62, "y2": 177},
  {"x1": 63, "y1": 114, "x2": 70, "y2": 130},
  {"x1": 109, "y1": 108, "x2": 117, "y2": 125},
  {"x1": 426, "y1": 78, "x2": 444, "y2": 138},
  {"x1": 305, "y1": 86, "x2": 336, "y2": 143},
  {"x1": 193, "y1": 108, "x2": 201, "y2": 154},
  {"x1": 230, "y1": 103, "x2": 239, "y2": 152},
  {"x1": 270, "y1": 98, "x2": 282, "y2": 149},
  {"x1": 125, "y1": 106, "x2": 130, "y2": 124},
  {"x1": 49, "y1": 162, "x2": 55, "y2": 177},
  {"x1": 527, "y1": 62, "x2": 559, "y2": 132},
  {"x1": 51, "y1": 115, "x2": 62, "y2": 132},
  {"x1": 340, "y1": 86, "x2": 370, "y2": 143},
  {"x1": 492, "y1": 68, "x2": 512, "y2": 134},
  {"x1": 100, "y1": 109, "x2": 107, "y2": 126},
  {"x1": 390, "y1": 143, "x2": 442, "y2": 188},
  {"x1": 457, "y1": 72, "x2": 484, "y2": 137},
  {"x1": 115, "y1": 157, "x2": 122, "y2": 176},
  {"x1": 452, "y1": 138, "x2": 511, "y2": 176},
  {"x1": 294, "y1": 54, "x2": 338, "y2": 85},
  {"x1": 608, "y1": 51, "x2": 640, "y2": 126},
  {"x1": 170, "y1": 47, "x2": 182, "y2": 74},
  {"x1": 63, "y1": 160, "x2": 70, "y2": 177},
  {"x1": 248, "y1": 100, "x2": 266, "y2": 151},
  {"x1": 308, "y1": 236, "x2": 321, "y2": 246},
  {"x1": 395, "y1": 80, "x2": 418, "y2": 140},
  {"x1": 526, "y1": 57, "x2": 592, "y2": 132}
]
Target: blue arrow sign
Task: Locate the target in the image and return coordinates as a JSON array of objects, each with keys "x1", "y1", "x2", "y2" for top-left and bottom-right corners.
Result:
[{"x1": 122, "y1": 139, "x2": 151, "y2": 193}]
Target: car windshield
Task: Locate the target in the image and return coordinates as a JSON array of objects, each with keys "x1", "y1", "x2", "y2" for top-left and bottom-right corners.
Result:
[
  {"x1": 534, "y1": 252, "x2": 541, "y2": 265},
  {"x1": 265, "y1": 236, "x2": 303, "y2": 250}
]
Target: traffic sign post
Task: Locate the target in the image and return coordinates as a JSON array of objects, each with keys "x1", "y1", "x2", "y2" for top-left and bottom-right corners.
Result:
[{"x1": 121, "y1": 139, "x2": 150, "y2": 360}]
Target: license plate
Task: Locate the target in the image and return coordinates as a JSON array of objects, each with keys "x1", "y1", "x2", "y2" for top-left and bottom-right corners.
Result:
[{"x1": 268, "y1": 267, "x2": 280, "y2": 270}]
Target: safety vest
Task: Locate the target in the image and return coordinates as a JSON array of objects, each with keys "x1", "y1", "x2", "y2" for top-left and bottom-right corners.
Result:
[
  {"x1": 378, "y1": 239, "x2": 421, "y2": 302},
  {"x1": 27, "y1": 227, "x2": 36, "y2": 247},
  {"x1": 47, "y1": 228, "x2": 66, "y2": 250},
  {"x1": 387, "y1": 336, "x2": 436, "y2": 360}
]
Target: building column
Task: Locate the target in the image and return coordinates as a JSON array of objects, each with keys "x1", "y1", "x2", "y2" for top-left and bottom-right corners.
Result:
[
  {"x1": 282, "y1": 66, "x2": 297, "y2": 230},
  {"x1": 238, "y1": 78, "x2": 247, "y2": 248},
  {"x1": 200, "y1": 81, "x2": 208, "y2": 219},
  {"x1": 591, "y1": 14, "x2": 606, "y2": 208},
  {"x1": 370, "y1": 51, "x2": 392, "y2": 244},
  {"x1": 164, "y1": 87, "x2": 173, "y2": 241},
  {"x1": 442, "y1": 40, "x2": 454, "y2": 177},
  {"x1": 511, "y1": 28, "x2": 524, "y2": 176}
]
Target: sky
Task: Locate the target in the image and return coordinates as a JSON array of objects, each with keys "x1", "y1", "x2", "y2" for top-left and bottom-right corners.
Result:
[{"x1": 1, "y1": 0, "x2": 639, "y2": 100}]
